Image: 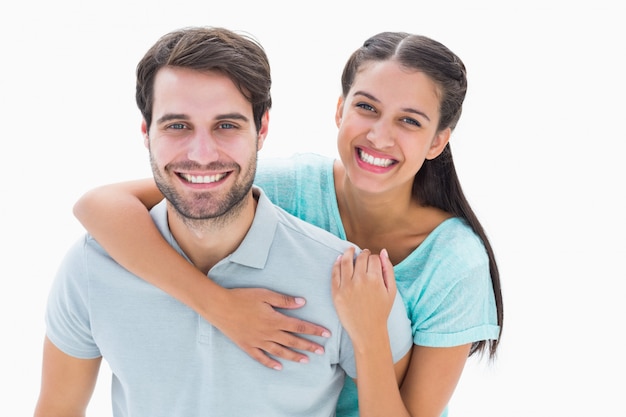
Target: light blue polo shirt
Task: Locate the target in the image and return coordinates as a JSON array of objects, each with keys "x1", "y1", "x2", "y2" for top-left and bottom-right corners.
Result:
[{"x1": 45, "y1": 187, "x2": 413, "y2": 417}]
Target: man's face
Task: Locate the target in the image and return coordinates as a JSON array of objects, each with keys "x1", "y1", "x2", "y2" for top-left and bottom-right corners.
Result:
[{"x1": 144, "y1": 66, "x2": 267, "y2": 221}]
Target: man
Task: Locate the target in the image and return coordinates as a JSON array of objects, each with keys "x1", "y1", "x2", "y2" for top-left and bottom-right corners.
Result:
[{"x1": 34, "y1": 27, "x2": 412, "y2": 416}]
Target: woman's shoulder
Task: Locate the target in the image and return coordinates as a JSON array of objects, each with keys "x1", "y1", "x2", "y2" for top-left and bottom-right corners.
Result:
[{"x1": 421, "y1": 217, "x2": 487, "y2": 267}]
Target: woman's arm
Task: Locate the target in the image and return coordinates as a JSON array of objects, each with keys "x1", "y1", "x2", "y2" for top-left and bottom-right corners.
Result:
[
  {"x1": 332, "y1": 248, "x2": 470, "y2": 417},
  {"x1": 400, "y1": 344, "x2": 470, "y2": 416},
  {"x1": 73, "y1": 179, "x2": 331, "y2": 370}
]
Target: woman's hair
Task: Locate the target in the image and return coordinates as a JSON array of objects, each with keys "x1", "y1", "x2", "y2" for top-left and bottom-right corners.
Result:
[
  {"x1": 342, "y1": 32, "x2": 503, "y2": 359},
  {"x1": 135, "y1": 26, "x2": 272, "y2": 134}
]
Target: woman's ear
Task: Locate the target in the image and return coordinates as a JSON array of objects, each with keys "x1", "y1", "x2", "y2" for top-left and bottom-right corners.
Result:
[
  {"x1": 335, "y1": 96, "x2": 345, "y2": 128},
  {"x1": 426, "y1": 128, "x2": 451, "y2": 160}
]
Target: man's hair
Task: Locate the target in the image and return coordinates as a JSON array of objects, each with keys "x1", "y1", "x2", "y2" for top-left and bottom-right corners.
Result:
[{"x1": 136, "y1": 26, "x2": 272, "y2": 133}]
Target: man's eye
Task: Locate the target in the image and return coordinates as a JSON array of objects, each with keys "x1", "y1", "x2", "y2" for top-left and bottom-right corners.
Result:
[
  {"x1": 168, "y1": 123, "x2": 186, "y2": 130},
  {"x1": 218, "y1": 122, "x2": 236, "y2": 129}
]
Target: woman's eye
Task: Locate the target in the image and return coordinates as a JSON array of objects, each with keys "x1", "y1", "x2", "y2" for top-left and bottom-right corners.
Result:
[
  {"x1": 402, "y1": 117, "x2": 421, "y2": 128},
  {"x1": 356, "y1": 102, "x2": 376, "y2": 112}
]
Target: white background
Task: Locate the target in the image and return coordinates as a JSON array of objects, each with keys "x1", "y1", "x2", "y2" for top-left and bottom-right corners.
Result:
[{"x1": 2, "y1": 1, "x2": 624, "y2": 416}]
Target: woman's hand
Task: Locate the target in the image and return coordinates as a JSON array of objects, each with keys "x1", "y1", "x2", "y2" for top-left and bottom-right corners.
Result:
[
  {"x1": 211, "y1": 288, "x2": 331, "y2": 370},
  {"x1": 331, "y1": 247, "x2": 397, "y2": 345}
]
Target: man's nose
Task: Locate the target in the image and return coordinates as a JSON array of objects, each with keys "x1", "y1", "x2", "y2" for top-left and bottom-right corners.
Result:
[{"x1": 187, "y1": 130, "x2": 220, "y2": 164}]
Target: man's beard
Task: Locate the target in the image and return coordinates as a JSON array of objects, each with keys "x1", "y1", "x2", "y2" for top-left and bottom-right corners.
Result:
[{"x1": 150, "y1": 153, "x2": 257, "y2": 227}]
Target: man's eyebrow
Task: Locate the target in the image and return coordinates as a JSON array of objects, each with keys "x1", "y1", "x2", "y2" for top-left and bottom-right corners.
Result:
[
  {"x1": 156, "y1": 113, "x2": 189, "y2": 124},
  {"x1": 353, "y1": 90, "x2": 431, "y2": 121},
  {"x1": 156, "y1": 113, "x2": 250, "y2": 124},
  {"x1": 216, "y1": 113, "x2": 250, "y2": 122}
]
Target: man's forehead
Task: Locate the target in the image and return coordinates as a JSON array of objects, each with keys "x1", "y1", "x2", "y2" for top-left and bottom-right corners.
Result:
[{"x1": 151, "y1": 67, "x2": 253, "y2": 120}]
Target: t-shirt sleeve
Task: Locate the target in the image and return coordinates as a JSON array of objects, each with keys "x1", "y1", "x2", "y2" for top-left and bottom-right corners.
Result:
[
  {"x1": 387, "y1": 292, "x2": 414, "y2": 359},
  {"x1": 412, "y1": 263, "x2": 500, "y2": 347},
  {"x1": 409, "y1": 226, "x2": 500, "y2": 347},
  {"x1": 45, "y1": 237, "x2": 101, "y2": 359}
]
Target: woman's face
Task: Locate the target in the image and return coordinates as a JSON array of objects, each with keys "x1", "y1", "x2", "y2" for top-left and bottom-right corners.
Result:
[{"x1": 335, "y1": 60, "x2": 450, "y2": 196}]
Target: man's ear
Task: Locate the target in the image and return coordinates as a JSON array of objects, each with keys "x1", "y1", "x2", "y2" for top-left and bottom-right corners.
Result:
[
  {"x1": 141, "y1": 120, "x2": 150, "y2": 149},
  {"x1": 426, "y1": 128, "x2": 452, "y2": 160},
  {"x1": 335, "y1": 96, "x2": 345, "y2": 128},
  {"x1": 257, "y1": 111, "x2": 270, "y2": 151}
]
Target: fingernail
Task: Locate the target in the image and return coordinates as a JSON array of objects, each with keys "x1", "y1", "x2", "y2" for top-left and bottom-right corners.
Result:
[
  {"x1": 315, "y1": 348, "x2": 325, "y2": 355},
  {"x1": 294, "y1": 297, "x2": 305, "y2": 305},
  {"x1": 321, "y1": 331, "x2": 331, "y2": 338},
  {"x1": 299, "y1": 357, "x2": 309, "y2": 363},
  {"x1": 273, "y1": 364, "x2": 282, "y2": 371}
]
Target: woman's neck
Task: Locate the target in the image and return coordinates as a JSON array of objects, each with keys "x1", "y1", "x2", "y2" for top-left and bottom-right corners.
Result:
[{"x1": 333, "y1": 161, "x2": 451, "y2": 265}]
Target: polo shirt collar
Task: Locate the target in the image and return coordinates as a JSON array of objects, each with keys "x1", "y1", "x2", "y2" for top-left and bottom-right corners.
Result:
[
  {"x1": 151, "y1": 186, "x2": 278, "y2": 270},
  {"x1": 228, "y1": 186, "x2": 277, "y2": 269}
]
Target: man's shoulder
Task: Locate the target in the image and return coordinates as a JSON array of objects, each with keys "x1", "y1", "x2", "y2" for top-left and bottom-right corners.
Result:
[
  {"x1": 50, "y1": 233, "x2": 120, "y2": 295},
  {"x1": 253, "y1": 186, "x2": 353, "y2": 251},
  {"x1": 273, "y1": 204, "x2": 356, "y2": 251}
]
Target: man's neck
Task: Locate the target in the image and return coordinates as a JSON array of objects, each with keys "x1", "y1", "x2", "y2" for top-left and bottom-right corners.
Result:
[{"x1": 167, "y1": 191, "x2": 258, "y2": 274}]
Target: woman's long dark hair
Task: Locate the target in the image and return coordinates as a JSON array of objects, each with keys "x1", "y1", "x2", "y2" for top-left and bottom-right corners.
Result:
[{"x1": 342, "y1": 32, "x2": 503, "y2": 358}]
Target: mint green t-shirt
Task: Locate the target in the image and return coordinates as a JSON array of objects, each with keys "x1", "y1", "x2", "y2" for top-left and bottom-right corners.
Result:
[{"x1": 256, "y1": 153, "x2": 500, "y2": 417}]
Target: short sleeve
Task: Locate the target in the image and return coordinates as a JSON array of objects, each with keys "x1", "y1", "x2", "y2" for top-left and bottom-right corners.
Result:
[
  {"x1": 396, "y1": 218, "x2": 500, "y2": 347},
  {"x1": 45, "y1": 237, "x2": 101, "y2": 359}
]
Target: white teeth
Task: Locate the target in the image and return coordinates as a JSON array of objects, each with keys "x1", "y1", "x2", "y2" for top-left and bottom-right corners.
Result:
[
  {"x1": 358, "y1": 149, "x2": 394, "y2": 167},
  {"x1": 180, "y1": 173, "x2": 227, "y2": 184}
]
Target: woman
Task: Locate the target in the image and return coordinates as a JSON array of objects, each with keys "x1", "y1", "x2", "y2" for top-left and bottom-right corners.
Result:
[{"x1": 74, "y1": 31, "x2": 503, "y2": 416}]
